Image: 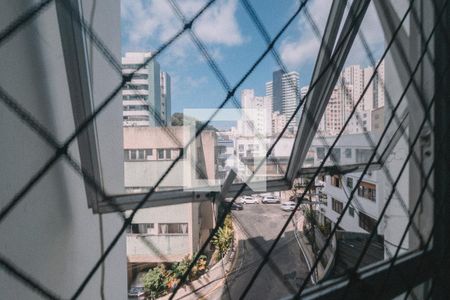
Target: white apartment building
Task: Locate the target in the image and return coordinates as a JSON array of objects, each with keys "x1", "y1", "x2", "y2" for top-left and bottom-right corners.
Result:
[
  {"x1": 122, "y1": 52, "x2": 171, "y2": 127},
  {"x1": 310, "y1": 134, "x2": 383, "y2": 235},
  {"x1": 123, "y1": 127, "x2": 216, "y2": 276},
  {"x1": 237, "y1": 89, "x2": 272, "y2": 137},
  {"x1": 318, "y1": 62, "x2": 385, "y2": 136},
  {"x1": 272, "y1": 111, "x2": 287, "y2": 135}
]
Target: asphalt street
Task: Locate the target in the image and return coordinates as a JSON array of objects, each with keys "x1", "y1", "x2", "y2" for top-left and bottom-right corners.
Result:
[{"x1": 218, "y1": 204, "x2": 310, "y2": 300}]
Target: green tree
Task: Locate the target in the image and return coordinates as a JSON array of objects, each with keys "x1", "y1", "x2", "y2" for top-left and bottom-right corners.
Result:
[
  {"x1": 171, "y1": 112, "x2": 217, "y2": 131},
  {"x1": 143, "y1": 265, "x2": 170, "y2": 299}
]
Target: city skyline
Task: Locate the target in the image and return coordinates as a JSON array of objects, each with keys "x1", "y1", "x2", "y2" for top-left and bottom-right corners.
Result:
[{"x1": 121, "y1": 0, "x2": 385, "y2": 116}]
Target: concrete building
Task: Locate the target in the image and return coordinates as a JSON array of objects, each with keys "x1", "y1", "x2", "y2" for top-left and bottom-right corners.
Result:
[
  {"x1": 266, "y1": 70, "x2": 300, "y2": 131},
  {"x1": 310, "y1": 134, "x2": 383, "y2": 235},
  {"x1": 237, "y1": 89, "x2": 272, "y2": 137},
  {"x1": 272, "y1": 111, "x2": 287, "y2": 135},
  {"x1": 371, "y1": 106, "x2": 385, "y2": 133},
  {"x1": 0, "y1": 1, "x2": 126, "y2": 298},
  {"x1": 123, "y1": 126, "x2": 216, "y2": 192},
  {"x1": 216, "y1": 132, "x2": 236, "y2": 180},
  {"x1": 318, "y1": 63, "x2": 385, "y2": 136},
  {"x1": 122, "y1": 52, "x2": 171, "y2": 127},
  {"x1": 123, "y1": 127, "x2": 217, "y2": 278}
]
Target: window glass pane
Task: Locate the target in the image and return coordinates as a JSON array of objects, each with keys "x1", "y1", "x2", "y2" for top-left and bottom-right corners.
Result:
[
  {"x1": 345, "y1": 148, "x2": 352, "y2": 158},
  {"x1": 158, "y1": 223, "x2": 188, "y2": 234},
  {"x1": 359, "y1": 212, "x2": 377, "y2": 232},
  {"x1": 349, "y1": 207, "x2": 355, "y2": 217},
  {"x1": 356, "y1": 149, "x2": 372, "y2": 163},
  {"x1": 317, "y1": 147, "x2": 325, "y2": 160},
  {"x1": 165, "y1": 149, "x2": 171, "y2": 159},
  {"x1": 158, "y1": 149, "x2": 164, "y2": 159},
  {"x1": 346, "y1": 177, "x2": 353, "y2": 189},
  {"x1": 138, "y1": 150, "x2": 145, "y2": 160},
  {"x1": 332, "y1": 198, "x2": 343, "y2": 214},
  {"x1": 130, "y1": 150, "x2": 137, "y2": 160},
  {"x1": 145, "y1": 149, "x2": 152, "y2": 160}
]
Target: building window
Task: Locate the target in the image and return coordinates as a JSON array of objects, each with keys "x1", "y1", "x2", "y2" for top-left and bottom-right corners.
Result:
[
  {"x1": 345, "y1": 148, "x2": 352, "y2": 158},
  {"x1": 332, "y1": 198, "x2": 343, "y2": 214},
  {"x1": 359, "y1": 212, "x2": 377, "y2": 232},
  {"x1": 356, "y1": 149, "x2": 372, "y2": 163},
  {"x1": 165, "y1": 149, "x2": 171, "y2": 159},
  {"x1": 122, "y1": 63, "x2": 144, "y2": 69},
  {"x1": 238, "y1": 145, "x2": 244, "y2": 151},
  {"x1": 158, "y1": 149, "x2": 165, "y2": 160},
  {"x1": 316, "y1": 147, "x2": 325, "y2": 159},
  {"x1": 331, "y1": 148, "x2": 341, "y2": 163},
  {"x1": 158, "y1": 223, "x2": 188, "y2": 235},
  {"x1": 346, "y1": 177, "x2": 353, "y2": 189},
  {"x1": 130, "y1": 150, "x2": 137, "y2": 160},
  {"x1": 146, "y1": 149, "x2": 153, "y2": 159},
  {"x1": 124, "y1": 149, "x2": 154, "y2": 161},
  {"x1": 128, "y1": 223, "x2": 154, "y2": 234},
  {"x1": 138, "y1": 149, "x2": 145, "y2": 160},
  {"x1": 123, "y1": 105, "x2": 149, "y2": 111},
  {"x1": 123, "y1": 83, "x2": 149, "y2": 90},
  {"x1": 123, "y1": 95, "x2": 149, "y2": 101},
  {"x1": 349, "y1": 207, "x2": 355, "y2": 217},
  {"x1": 331, "y1": 175, "x2": 341, "y2": 188},
  {"x1": 132, "y1": 73, "x2": 148, "y2": 80},
  {"x1": 357, "y1": 181, "x2": 376, "y2": 201}
]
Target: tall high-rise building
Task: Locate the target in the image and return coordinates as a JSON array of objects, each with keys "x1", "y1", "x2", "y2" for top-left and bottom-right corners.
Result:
[
  {"x1": 237, "y1": 89, "x2": 272, "y2": 137},
  {"x1": 318, "y1": 62, "x2": 386, "y2": 136},
  {"x1": 122, "y1": 52, "x2": 171, "y2": 127},
  {"x1": 266, "y1": 70, "x2": 300, "y2": 130}
]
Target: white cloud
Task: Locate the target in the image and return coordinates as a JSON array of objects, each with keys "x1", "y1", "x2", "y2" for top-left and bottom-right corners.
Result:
[
  {"x1": 193, "y1": 0, "x2": 244, "y2": 46},
  {"x1": 279, "y1": 0, "x2": 384, "y2": 69},
  {"x1": 122, "y1": 0, "x2": 244, "y2": 50},
  {"x1": 279, "y1": 0, "x2": 330, "y2": 69}
]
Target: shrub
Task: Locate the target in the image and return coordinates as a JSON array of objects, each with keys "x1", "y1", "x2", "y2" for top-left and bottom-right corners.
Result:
[
  {"x1": 143, "y1": 265, "x2": 170, "y2": 299},
  {"x1": 212, "y1": 215, "x2": 234, "y2": 259}
]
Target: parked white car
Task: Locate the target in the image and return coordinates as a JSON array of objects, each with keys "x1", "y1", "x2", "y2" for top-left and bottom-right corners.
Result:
[
  {"x1": 280, "y1": 201, "x2": 297, "y2": 211},
  {"x1": 240, "y1": 196, "x2": 259, "y2": 204},
  {"x1": 262, "y1": 195, "x2": 280, "y2": 204}
]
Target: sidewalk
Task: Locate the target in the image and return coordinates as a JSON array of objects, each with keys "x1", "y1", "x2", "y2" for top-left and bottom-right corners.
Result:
[{"x1": 292, "y1": 213, "x2": 325, "y2": 283}]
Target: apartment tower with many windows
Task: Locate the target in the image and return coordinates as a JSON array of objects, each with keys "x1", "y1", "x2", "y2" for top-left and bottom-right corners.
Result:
[{"x1": 122, "y1": 52, "x2": 171, "y2": 127}]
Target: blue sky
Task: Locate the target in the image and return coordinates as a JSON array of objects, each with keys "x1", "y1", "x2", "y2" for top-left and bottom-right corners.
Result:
[{"x1": 121, "y1": 0, "x2": 384, "y2": 122}]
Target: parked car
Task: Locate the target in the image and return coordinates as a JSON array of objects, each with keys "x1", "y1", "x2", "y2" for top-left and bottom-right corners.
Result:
[
  {"x1": 128, "y1": 286, "x2": 145, "y2": 299},
  {"x1": 280, "y1": 201, "x2": 297, "y2": 211},
  {"x1": 262, "y1": 195, "x2": 280, "y2": 204},
  {"x1": 231, "y1": 202, "x2": 243, "y2": 210},
  {"x1": 240, "y1": 196, "x2": 259, "y2": 204}
]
